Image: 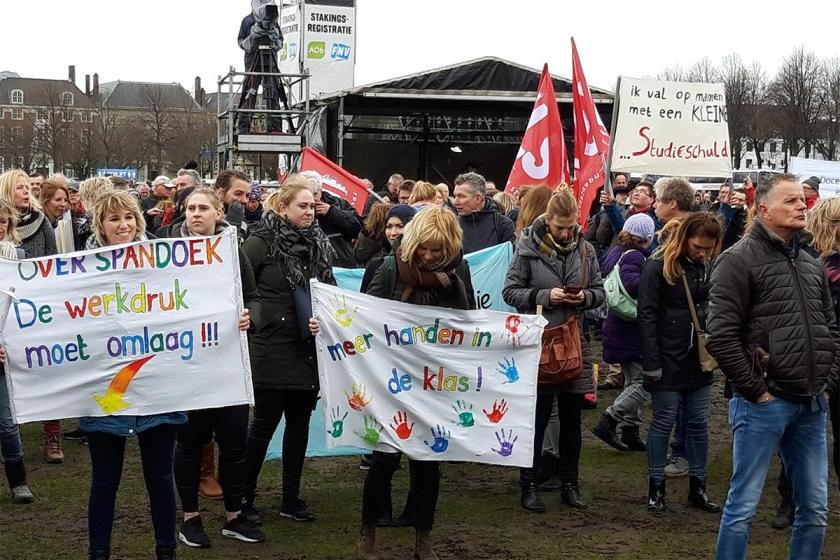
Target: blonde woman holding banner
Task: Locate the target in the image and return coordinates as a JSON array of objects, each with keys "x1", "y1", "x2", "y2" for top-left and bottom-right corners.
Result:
[
  {"x1": 81, "y1": 190, "x2": 186, "y2": 560},
  {"x1": 310, "y1": 207, "x2": 475, "y2": 560}
]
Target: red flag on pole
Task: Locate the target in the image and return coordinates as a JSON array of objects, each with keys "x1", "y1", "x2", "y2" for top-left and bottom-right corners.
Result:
[
  {"x1": 571, "y1": 38, "x2": 611, "y2": 232},
  {"x1": 505, "y1": 64, "x2": 570, "y2": 197},
  {"x1": 299, "y1": 147, "x2": 370, "y2": 215}
]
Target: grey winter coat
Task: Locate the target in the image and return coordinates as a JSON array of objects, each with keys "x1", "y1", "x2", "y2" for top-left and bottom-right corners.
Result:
[{"x1": 503, "y1": 215, "x2": 605, "y2": 394}]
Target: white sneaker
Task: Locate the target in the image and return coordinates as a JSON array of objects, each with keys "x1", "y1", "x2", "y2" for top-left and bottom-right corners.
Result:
[{"x1": 11, "y1": 485, "x2": 34, "y2": 503}]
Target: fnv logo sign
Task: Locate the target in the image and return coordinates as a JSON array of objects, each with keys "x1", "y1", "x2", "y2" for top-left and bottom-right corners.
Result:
[
  {"x1": 307, "y1": 41, "x2": 326, "y2": 59},
  {"x1": 330, "y1": 43, "x2": 351, "y2": 60}
]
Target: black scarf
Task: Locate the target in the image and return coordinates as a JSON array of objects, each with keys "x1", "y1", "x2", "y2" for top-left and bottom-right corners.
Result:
[{"x1": 251, "y1": 212, "x2": 336, "y2": 287}]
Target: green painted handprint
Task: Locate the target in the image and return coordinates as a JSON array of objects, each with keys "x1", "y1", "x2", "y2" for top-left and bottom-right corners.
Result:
[
  {"x1": 327, "y1": 407, "x2": 348, "y2": 439},
  {"x1": 355, "y1": 416, "x2": 383, "y2": 446},
  {"x1": 453, "y1": 399, "x2": 474, "y2": 428}
]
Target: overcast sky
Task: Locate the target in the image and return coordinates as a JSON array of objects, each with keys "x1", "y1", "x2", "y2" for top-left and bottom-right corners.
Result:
[{"x1": 2, "y1": 0, "x2": 840, "y2": 95}]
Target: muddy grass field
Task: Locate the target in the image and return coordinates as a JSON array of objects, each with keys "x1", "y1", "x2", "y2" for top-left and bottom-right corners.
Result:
[{"x1": 2, "y1": 379, "x2": 838, "y2": 560}]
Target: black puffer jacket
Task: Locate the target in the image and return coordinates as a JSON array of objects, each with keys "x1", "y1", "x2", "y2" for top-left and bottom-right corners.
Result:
[
  {"x1": 638, "y1": 255, "x2": 712, "y2": 392},
  {"x1": 707, "y1": 220, "x2": 840, "y2": 403}
]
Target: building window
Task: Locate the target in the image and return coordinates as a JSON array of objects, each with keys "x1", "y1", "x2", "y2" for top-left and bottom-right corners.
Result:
[
  {"x1": 12, "y1": 126, "x2": 23, "y2": 141},
  {"x1": 10, "y1": 89, "x2": 23, "y2": 104},
  {"x1": 62, "y1": 109, "x2": 73, "y2": 122},
  {"x1": 13, "y1": 157, "x2": 24, "y2": 169},
  {"x1": 36, "y1": 108, "x2": 48, "y2": 121},
  {"x1": 769, "y1": 141, "x2": 777, "y2": 152},
  {"x1": 11, "y1": 107, "x2": 23, "y2": 120},
  {"x1": 61, "y1": 92, "x2": 74, "y2": 106},
  {"x1": 81, "y1": 111, "x2": 90, "y2": 123}
]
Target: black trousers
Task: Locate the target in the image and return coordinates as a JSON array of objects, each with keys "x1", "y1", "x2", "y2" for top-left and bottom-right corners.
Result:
[
  {"x1": 244, "y1": 389, "x2": 318, "y2": 505},
  {"x1": 174, "y1": 404, "x2": 249, "y2": 513},
  {"x1": 362, "y1": 451, "x2": 439, "y2": 531},
  {"x1": 521, "y1": 392, "x2": 584, "y2": 487}
]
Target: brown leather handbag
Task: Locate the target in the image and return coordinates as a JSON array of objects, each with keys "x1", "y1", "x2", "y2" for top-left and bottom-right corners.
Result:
[{"x1": 538, "y1": 244, "x2": 588, "y2": 386}]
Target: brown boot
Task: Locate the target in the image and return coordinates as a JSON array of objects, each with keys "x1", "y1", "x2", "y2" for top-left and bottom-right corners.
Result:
[
  {"x1": 413, "y1": 530, "x2": 440, "y2": 560},
  {"x1": 355, "y1": 526, "x2": 377, "y2": 560},
  {"x1": 43, "y1": 423, "x2": 64, "y2": 464},
  {"x1": 198, "y1": 442, "x2": 223, "y2": 500}
]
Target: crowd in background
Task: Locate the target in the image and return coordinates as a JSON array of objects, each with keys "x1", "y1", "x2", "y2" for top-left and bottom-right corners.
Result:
[{"x1": 0, "y1": 165, "x2": 838, "y2": 560}]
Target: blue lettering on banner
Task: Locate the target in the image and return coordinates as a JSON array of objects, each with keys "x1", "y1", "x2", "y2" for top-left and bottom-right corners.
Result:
[{"x1": 330, "y1": 43, "x2": 351, "y2": 60}]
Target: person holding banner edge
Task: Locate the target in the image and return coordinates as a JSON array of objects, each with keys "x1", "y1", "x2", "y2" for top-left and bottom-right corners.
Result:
[
  {"x1": 311, "y1": 206, "x2": 475, "y2": 560},
  {"x1": 81, "y1": 189, "x2": 186, "y2": 560},
  {"x1": 172, "y1": 188, "x2": 264, "y2": 548},
  {"x1": 241, "y1": 176, "x2": 337, "y2": 524},
  {"x1": 503, "y1": 186, "x2": 605, "y2": 513}
]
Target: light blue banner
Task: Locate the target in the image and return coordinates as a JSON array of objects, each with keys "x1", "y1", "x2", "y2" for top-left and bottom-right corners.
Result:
[{"x1": 266, "y1": 243, "x2": 514, "y2": 459}]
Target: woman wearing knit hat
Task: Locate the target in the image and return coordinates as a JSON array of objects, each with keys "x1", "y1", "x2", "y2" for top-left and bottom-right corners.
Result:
[
  {"x1": 592, "y1": 213, "x2": 656, "y2": 453},
  {"x1": 359, "y1": 204, "x2": 417, "y2": 293}
]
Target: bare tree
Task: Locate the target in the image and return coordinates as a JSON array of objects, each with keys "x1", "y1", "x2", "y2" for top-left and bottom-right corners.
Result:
[
  {"x1": 686, "y1": 57, "x2": 720, "y2": 83},
  {"x1": 742, "y1": 62, "x2": 775, "y2": 170},
  {"x1": 720, "y1": 54, "x2": 752, "y2": 167},
  {"x1": 130, "y1": 86, "x2": 181, "y2": 174},
  {"x1": 769, "y1": 46, "x2": 826, "y2": 168},
  {"x1": 657, "y1": 64, "x2": 686, "y2": 82},
  {"x1": 816, "y1": 57, "x2": 840, "y2": 161}
]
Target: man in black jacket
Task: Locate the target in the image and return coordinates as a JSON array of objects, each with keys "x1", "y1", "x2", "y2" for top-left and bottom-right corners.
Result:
[
  {"x1": 708, "y1": 174, "x2": 839, "y2": 560},
  {"x1": 301, "y1": 170, "x2": 362, "y2": 268},
  {"x1": 453, "y1": 172, "x2": 514, "y2": 254},
  {"x1": 237, "y1": 0, "x2": 283, "y2": 134}
]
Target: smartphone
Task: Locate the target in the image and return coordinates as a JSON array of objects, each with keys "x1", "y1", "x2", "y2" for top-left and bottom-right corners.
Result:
[{"x1": 564, "y1": 285, "x2": 582, "y2": 295}]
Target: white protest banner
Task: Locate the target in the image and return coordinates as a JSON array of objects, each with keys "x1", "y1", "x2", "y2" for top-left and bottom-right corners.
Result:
[
  {"x1": 312, "y1": 281, "x2": 546, "y2": 467},
  {"x1": 0, "y1": 228, "x2": 253, "y2": 424},
  {"x1": 788, "y1": 157, "x2": 840, "y2": 199},
  {"x1": 610, "y1": 77, "x2": 732, "y2": 177},
  {"x1": 302, "y1": 2, "x2": 356, "y2": 98}
]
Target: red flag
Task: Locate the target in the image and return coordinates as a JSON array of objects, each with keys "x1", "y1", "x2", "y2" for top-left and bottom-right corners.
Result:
[
  {"x1": 505, "y1": 64, "x2": 570, "y2": 197},
  {"x1": 571, "y1": 38, "x2": 611, "y2": 231},
  {"x1": 299, "y1": 147, "x2": 370, "y2": 214}
]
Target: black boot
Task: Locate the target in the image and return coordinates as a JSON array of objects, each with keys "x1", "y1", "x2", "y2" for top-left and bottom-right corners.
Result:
[
  {"x1": 155, "y1": 547, "x2": 176, "y2": 560},
  {"x1": 392, "y1": 488, "x2": 415, "y2": 527},
  {"x1": 591, "y1": 414, "x2": 629, "y2": 452},
  {"x1": 88, "y1": 550, "x2": 109, "y2": 560},
  {"x1": 560, "y1": 483, "x2": 588, "y2": 510},
  {"x1": 620, "y1": 426, "x2": 646, "y2": 452},
  {"x1": 376, "y1": 479, "x2": 393, "y2": 527},
  {"x1": 520, "y1": 483, "x2": 546, "y2": 513},
  {"x1": 688, "y1": 476, "x2": 721, "y2": 513},
  {"x1": 648, "y1": 477, "x2": 666, "y2": 512},
  {"x1": 770, "y1": 496, "x2": 794, "y2": 529}
]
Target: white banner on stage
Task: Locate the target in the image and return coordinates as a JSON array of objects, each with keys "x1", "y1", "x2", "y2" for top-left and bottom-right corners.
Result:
[
  {"x1": 312, "y1": 281, "x2": 546, "y2": 467},
  {"x1": 788, "y1": 157, "x2": 840, "y2": 198},
  {"x1": 611, "y1": 77, "x2": 732, "y2": 178},
  {"x1": 0, "y1": 228, "x2": 253, "y2": 423}
]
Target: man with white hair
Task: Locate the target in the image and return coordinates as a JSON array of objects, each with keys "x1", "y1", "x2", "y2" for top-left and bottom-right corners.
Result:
[
  {"x1": 299, "y1": 170, "x2": 362, "y2": 267},
  {"x1": 176, "y1": 169, "x2": 202, "y2": 191}
]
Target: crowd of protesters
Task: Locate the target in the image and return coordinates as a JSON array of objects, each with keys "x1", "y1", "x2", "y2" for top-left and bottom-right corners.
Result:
[{"x1": 0, "y1": 165, "x2": 838, "y2": 560}]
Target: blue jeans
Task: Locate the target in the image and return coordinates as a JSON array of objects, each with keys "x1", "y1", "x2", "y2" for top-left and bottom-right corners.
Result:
[
  {"x1": 87, "y1": 424, "x2": 178, "y2": 556},
  {"x1": 0, "y1": 372, "x2": 23, "y2": 462},
  {"x1": 670, "y1": 402, "x2": 687, "y2": 460},
  {"x1": 716, "y1": 396, "x2": 828, "y2": 560},
  {"x1": 647, "y1": 384, "x2": 711, "y2": 483}
]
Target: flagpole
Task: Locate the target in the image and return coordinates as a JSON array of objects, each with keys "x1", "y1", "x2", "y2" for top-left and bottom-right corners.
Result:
[{"x1": 604, "y1": 76, "x2": 622, "y2": 192}]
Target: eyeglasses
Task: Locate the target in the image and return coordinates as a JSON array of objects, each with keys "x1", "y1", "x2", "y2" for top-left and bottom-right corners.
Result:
[{"x1": 631, "y1": 188, "x2": 652, "y2": 196}]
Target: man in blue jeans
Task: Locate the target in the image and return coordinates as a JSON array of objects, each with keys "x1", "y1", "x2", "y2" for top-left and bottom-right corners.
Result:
[{"x1": 707, "y1": 174, "x2": 840, "y2": 560}]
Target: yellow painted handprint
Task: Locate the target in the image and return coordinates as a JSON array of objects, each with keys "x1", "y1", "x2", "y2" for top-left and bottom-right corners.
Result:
[{"x1": 328, "y1": 294, "x2": 359, "y2": 328}]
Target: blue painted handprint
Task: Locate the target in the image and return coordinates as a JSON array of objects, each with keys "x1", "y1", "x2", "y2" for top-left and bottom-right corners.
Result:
[
  {"x1": 423, "y1": 424, "x2": 451, "y2": 453},
  {"x1": 497, "y1": 357, "x2": 519, "y2": 384},
  {"x1": 452, "y1": 400, "x2": 474, "y2": 428},
  {"x1": 327, "y1": 407, "x2": 348, "y2": 438},
  {"x1": 492, "y1": 429, "x2": 518, "y2": 458}
]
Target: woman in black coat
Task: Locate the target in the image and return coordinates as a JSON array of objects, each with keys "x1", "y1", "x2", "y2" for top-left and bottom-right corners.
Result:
[
  {"x1": 170, "y1": 188, "x2": 264, "y2": 547},
  {"x1": 638, "y1": 213, "x2": 723, "y2": 513},
  {"x1": 311, "y1": 207, "x2": 474, "y2": 560},
  {"x1": 241, "y1": 176, "x2": 336, "y2": 524}
]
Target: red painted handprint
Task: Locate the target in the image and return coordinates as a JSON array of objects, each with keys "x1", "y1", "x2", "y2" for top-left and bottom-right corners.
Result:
[
  {"x1": 483, "y1": 399, "x2": 509, "y2": 424},
  {"x1": 389, "y1": 410, "x2": 415, "y2": 440},
  {"x1": 345, "y1": 383, "x2": 372, "y2": 411}
]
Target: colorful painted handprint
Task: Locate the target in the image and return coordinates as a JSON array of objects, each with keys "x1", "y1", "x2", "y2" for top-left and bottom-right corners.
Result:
[
  {"x1": 497, "y1": 357, "x2": 520, "y2": 384},
  {"x1": 328, "y1": 293, "x2": 359, "y2": 328},
  {"x1": 327, "y1": 406, "x2": 348, "y2": 438},
  {"x1": 492, "y1": 428, "x2": 518, "y2": 457},
  {"x1": 423, "y1": 425, "x2": 450, "y2": 453},
  {"x1": 389, "y1": 410, "x2": 415, "y2": 440},
  {"x1": 452, "y1": 399, "x2": 475, "y2": 428},
  {"x1": 345, "y1": 382, "x2": 372, "y2": 411},
  {"x1": 355, "y1": 416, "x2": 383, "y2": 446},
  {"x1": 482, "y1": 399, "x2": 509, "y2": 424}
]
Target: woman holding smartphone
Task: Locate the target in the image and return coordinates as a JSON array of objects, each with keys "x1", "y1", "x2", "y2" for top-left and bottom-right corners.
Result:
[{"x1": 503, "y1": 187, "x2": 605, "y2": 513}]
